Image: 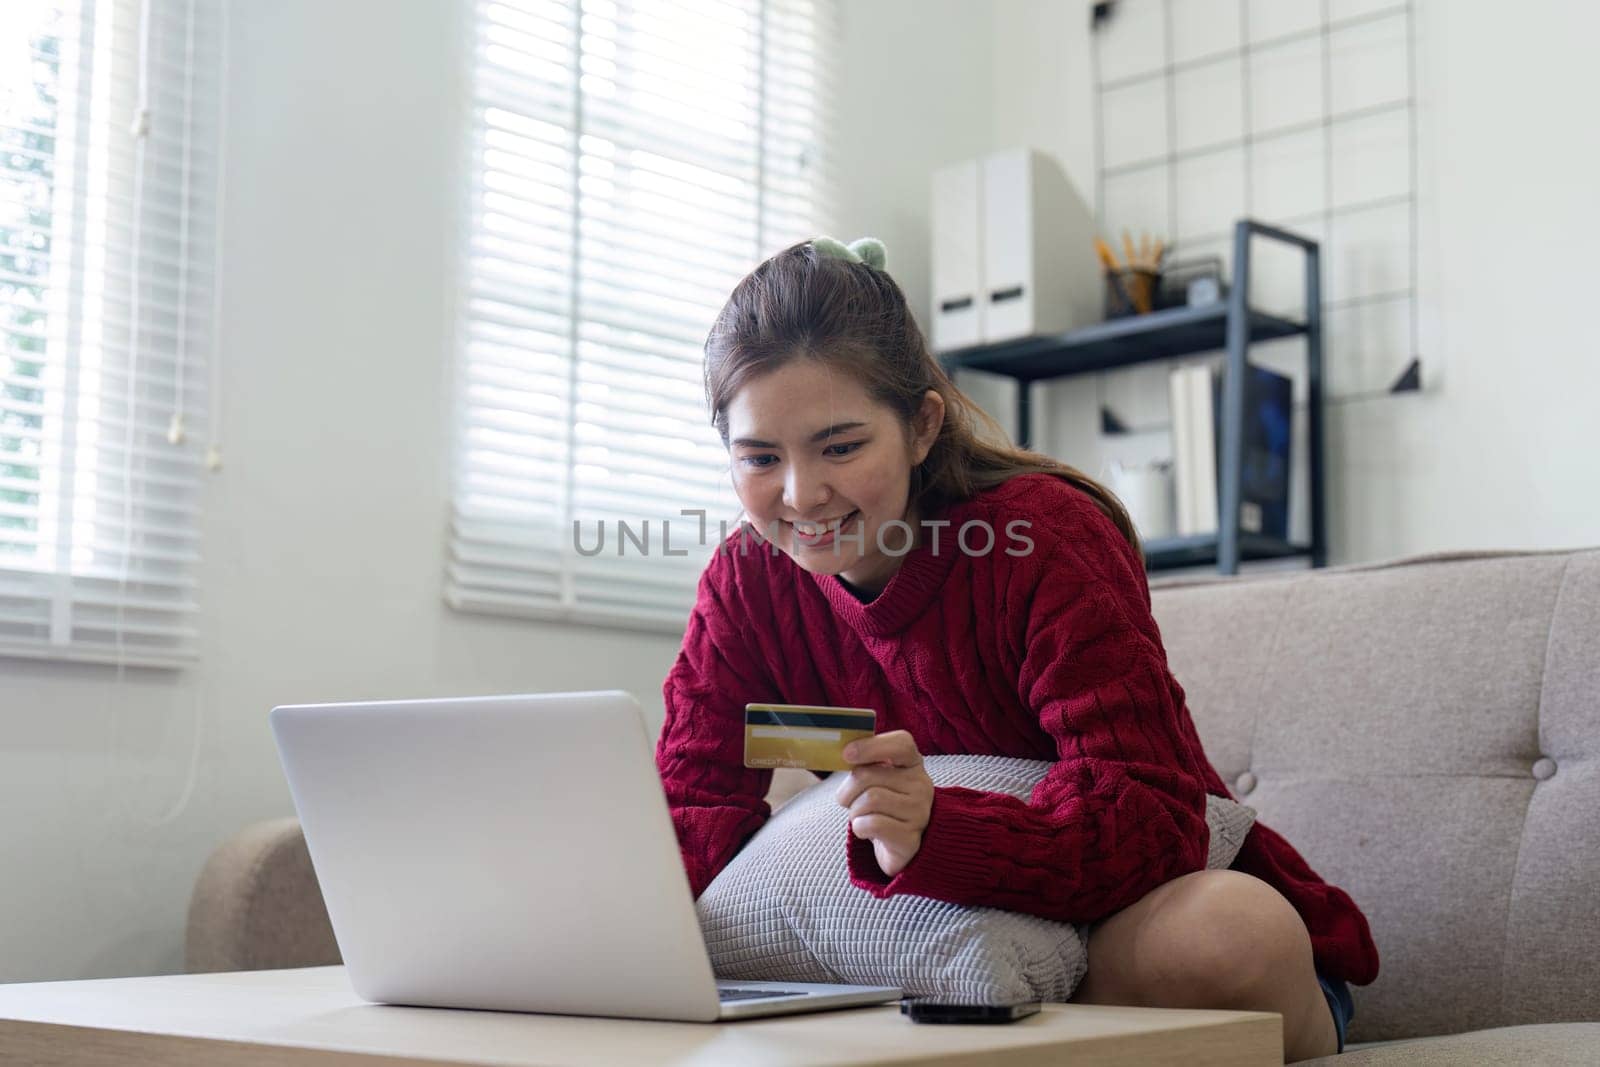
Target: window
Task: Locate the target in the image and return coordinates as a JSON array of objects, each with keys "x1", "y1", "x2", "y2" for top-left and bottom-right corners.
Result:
[
  {"x1": 447, "y1": 0, "x2": 837, "y2": 631},
  {"x1": 0, "y1": 0, "x2": 221, "y2": 666}
]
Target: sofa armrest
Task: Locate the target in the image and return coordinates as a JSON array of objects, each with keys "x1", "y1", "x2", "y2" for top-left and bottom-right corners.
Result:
[{"x1": 184, "y1": 817, "x2": 340, "y2": 973}]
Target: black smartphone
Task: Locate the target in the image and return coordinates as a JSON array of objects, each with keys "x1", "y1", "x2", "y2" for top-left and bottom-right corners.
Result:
[{"x1": 900, "y1": 998, "x2": 1042, "y2": 1024}]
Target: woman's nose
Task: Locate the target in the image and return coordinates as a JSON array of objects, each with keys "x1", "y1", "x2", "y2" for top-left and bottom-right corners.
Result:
[{"x1": 783, "y1": 461, "x2": 830, "y2": 514}]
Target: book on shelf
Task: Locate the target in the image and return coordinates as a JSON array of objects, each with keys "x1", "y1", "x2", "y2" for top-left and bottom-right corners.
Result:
[
  {"x1": 1167, "y1": 369, "x2": 1194, "y2": 534},
  {"x1": 1167, "y1": 363, "x2": 1292, "y2": 541}
]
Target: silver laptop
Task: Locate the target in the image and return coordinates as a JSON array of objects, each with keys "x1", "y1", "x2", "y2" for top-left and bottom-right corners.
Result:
[{"x1": 268, "y1": 690, "x2": 901, "y2": 1021}]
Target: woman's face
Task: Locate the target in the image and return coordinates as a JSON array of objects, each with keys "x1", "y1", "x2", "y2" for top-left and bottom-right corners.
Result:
[{"x1": 723, "y1": 359, "x2": 943, "y2": 594}]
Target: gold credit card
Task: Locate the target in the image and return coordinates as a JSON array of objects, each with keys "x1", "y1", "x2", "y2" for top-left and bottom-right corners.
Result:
[{"x1": 743, "y1": 704, "x2": 877, "y2": 772}]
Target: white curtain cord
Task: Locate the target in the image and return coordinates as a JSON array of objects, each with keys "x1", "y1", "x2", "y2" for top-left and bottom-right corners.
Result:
[
  {"x1": 204, "y1": 0, "x2": 227, "y2": 472},
  {"x1": 125, "y1": 0, "x2": 205, "y2": 829},
  {"x1": 129, "y1": 0, "x2": 151, "y2": 139},
  {"x1": 117, "y1": 0, "x2": 156, "y2": 673},
  {"x1": 167, "y1": 0, "x2": 196, "y2": 449},
  {"x1": 150, "y1": 0, "x2": 219, "y2": 828}
]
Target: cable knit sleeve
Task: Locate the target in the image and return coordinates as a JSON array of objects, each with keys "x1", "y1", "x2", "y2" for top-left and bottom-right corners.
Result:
[
  {"x1": 846, "y1": 518, "x2": 1214, "y2": 923},
  {"x1": 654, "y1": 550, "x2": 777, "y2": 899}
]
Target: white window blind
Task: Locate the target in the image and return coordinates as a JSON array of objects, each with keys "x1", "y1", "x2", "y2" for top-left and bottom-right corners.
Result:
[
  {"x1": 0, "y1": 0, "x2": 221, "y2": 667},
  {"x1": 448, "y1": 0, "x2": 836, "y2": 631}
]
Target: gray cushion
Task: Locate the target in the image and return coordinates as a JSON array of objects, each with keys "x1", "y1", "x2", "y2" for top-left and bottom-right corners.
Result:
[
  {"x1": 697, "y1": 755, "x2": 1256, "y2": 1003},
  {"x1": 1307, "y1": 1022, "x2": 1600, "y2": 1065}
]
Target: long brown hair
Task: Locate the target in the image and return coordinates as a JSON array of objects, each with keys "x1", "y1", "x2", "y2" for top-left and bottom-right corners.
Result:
[{"x1": 704, "y1": 240, "x2": 1141, "y2": 557}]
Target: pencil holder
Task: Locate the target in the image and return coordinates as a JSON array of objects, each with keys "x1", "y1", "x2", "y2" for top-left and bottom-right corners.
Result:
[{"x1": 1104, "y1": 267, "x2": 1158, "y2": 318}]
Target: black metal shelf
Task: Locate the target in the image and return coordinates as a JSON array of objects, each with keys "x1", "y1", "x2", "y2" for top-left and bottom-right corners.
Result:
[
  {"x1": 937, "y1": 219, "x2": 1326, "y2": 577},
  {"x1": 941, "y1": 303, "x2": 1308, "y2": 381}
]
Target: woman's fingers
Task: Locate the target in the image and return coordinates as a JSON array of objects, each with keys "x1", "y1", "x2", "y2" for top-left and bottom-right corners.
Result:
[
  {"x1": 846, "y1": 785, "x2": 921, "y2": 825},
  {"x1": 848, "y1": 811, "x2": 915, "y2": 838},
  {"x1": 833, "y1": 764, "x2": 917, "y2": 807},
  {"x1": 843, "y1": 729, "x2": 923, "y2": 769}
]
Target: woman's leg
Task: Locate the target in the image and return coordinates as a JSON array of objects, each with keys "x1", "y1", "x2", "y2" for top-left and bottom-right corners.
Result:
[{"x1": 1069, "y1": 869, "x2": 1338, "y2": 1063}]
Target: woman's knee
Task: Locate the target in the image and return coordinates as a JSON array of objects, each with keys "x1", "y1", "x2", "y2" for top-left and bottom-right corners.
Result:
[{"x1": 1155, "y1": 870, "x2": 1315, "y2": 1002}]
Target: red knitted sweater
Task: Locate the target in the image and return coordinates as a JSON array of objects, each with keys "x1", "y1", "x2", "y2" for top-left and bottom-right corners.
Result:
[{"x1": 654, "y1": 473, "x2": 1379, "y2": 985}]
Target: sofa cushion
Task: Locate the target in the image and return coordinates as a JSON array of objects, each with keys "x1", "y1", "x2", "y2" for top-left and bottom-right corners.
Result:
[
  {"x1": 1307, "y1": 1022, "x2": 1600, "y2": 1065},
  {"x1": 699, "y1": 755, "x2": 1256, "y2": 1003},
  {"x1": 1151, "y1": 549, "x2": 1600, "y2": 1041}
]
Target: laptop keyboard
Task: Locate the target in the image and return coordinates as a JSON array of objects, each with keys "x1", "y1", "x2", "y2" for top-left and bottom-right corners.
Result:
[{"x1": 718, "y1": 987, "x2": 809, "y2": 1002}]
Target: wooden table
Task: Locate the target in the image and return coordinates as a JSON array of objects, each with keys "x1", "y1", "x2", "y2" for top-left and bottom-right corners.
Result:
[{"x1": 0, "y1": 966, "x2": 1281, "y2": 1066}]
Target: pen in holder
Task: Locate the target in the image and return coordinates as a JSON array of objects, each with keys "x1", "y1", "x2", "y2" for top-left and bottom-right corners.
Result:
[
  {"x1": 1094, "y1": 232, "x2": 1166, "y2": 318},
  {"x1": 1104, "y1": 267, "x2": 1159, "y2": 319}
]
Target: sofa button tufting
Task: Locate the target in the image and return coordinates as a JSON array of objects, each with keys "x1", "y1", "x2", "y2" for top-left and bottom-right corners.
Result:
[
  {"x1": 1236, "y1": 771, "x2": 1258, "y2": 795},
  {"x1": 1532, "y1": 757, "x2": 1557, "y2": 781}
]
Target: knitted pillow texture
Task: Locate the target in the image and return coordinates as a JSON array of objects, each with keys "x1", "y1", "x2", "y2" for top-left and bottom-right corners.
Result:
[{"x1": 697, "y1": 755, "x2": 1257, "y2": 1004}]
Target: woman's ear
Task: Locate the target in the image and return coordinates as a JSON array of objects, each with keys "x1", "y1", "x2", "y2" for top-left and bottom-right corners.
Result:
[{"x1": 911, "y1": 389, "x2": 946, "y2": 464}]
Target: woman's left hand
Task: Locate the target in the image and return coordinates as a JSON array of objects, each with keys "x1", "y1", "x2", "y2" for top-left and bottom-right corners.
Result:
[{"x1": 834, "y1": 730, "x2": 935, "y2": 877}]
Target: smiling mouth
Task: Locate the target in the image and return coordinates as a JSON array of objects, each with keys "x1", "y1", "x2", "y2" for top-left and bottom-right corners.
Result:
[{"x1": 790, "y1": 510, "x2": 860, "y2": 542}]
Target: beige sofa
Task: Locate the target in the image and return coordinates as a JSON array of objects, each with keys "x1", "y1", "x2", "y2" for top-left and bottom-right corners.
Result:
[{"x1": 187, "y1": 549, "x2": 1600, "y2": 1063}]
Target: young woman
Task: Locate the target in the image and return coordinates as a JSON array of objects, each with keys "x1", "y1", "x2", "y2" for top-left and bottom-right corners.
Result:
[{"x1": 654, "y1": 238, "x2": 1376, "y2": 1061}]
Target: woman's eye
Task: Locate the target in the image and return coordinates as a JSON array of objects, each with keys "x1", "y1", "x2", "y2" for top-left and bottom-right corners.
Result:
[
  {"x1": 741, "y1": 454, "x2": 778, "y2": 469},
  {"x1": 824, "y1": 442, "x2": 862, "y2": 457}
]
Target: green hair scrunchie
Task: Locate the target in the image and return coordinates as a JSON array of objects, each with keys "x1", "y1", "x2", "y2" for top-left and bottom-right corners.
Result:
[{"x1": 811, "y1": 236, "x2": 888, "y2": 271}]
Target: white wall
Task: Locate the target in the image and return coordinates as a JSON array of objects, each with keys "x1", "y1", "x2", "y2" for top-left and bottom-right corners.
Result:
[
  {"x1": 832, "y1": 0, "x2": 996, "y2": 325},
  {"x1": 1330, "y1": 0, "x2": 1600, "y2": 558}
]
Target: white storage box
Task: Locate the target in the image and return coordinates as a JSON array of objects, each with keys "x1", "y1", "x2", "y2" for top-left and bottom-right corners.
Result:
[{"x1": 931, "y1": 148, "x2": 1100, "y2": 352}]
